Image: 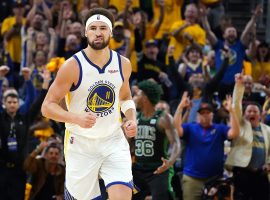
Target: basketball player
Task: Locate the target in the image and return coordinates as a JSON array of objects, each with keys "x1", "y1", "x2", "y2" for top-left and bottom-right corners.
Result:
[
  {"x1": 41, "y1": 8, "x2": 137, "y2": 200},
  {"x1": 132, "y1": 80, "x2": 180, "y2": 200}
]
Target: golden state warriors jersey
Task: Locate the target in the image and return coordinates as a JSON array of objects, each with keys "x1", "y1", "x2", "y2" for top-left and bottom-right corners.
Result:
[{"x1": 65, "y1": 50, "x2": 124, "y2": 139}]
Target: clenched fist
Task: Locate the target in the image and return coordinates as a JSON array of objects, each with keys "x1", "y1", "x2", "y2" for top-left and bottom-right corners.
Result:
[
  {"x1": 76, "y1": 112, "x2": 97, "y2": 128},
  {"x1": 122, "y1": 120, "x2": 137, "y2": 138}
]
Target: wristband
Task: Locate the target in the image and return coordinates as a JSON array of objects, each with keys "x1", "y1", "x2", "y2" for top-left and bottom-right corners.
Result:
[{"x1": 120, "y1": 100, "x2": 136, "y2": 114}]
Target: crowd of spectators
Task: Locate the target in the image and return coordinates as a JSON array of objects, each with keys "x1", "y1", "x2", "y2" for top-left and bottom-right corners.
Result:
[{"x1": 0, "y1": 0, "x2": 270, "y2": 199}]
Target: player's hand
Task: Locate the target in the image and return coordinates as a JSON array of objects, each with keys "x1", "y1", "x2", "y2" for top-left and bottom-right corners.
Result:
[
  {"x1": 76, "y1": 112, "x2": 97, "y2": 128},
  {"x1": 123, "y1": 120, "x2": 137, "y2": 138},
  {"x1": 153, "y1": 157, "x2": 171, "y2": 174}
]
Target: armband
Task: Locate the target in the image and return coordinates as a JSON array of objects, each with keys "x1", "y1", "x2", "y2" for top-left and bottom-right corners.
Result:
[{"x1": 120, "y1": 100, "x2": 136, "y2": 114}]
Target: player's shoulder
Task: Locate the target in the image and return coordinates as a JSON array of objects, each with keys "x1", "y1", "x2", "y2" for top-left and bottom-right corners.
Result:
[
  {"x1": 117, "y1": 54, "x2": 131, "y2": 74},
  {"x1": 56, "y1": 55, "x2": 80, "y2": 81},
  {"x1": 60, "y1": 56, "x2": 79, "y2": 70},
  {"x1": 159, "y1": 111, "x2": 173, "y2": 128},
  {"x1": 117, "y1": 54, "x2": 131, "y2": 66}
]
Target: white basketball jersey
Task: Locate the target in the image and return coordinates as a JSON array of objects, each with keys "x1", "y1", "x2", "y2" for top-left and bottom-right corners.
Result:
[{"x1": 65, "y1": 50, "x2": 124, "y2": 139}]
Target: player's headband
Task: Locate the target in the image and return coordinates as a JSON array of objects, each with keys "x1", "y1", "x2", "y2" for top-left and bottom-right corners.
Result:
[{"x1": 85, "y1": 14, "x2": 112, "y2": 32}]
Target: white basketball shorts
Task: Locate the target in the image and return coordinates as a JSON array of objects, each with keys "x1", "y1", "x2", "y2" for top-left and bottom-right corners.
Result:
[{"x1": 64, "y1": 129, "x2": 133, "y2": 200}]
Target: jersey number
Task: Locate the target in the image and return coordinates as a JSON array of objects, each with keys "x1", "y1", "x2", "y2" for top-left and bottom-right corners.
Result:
[{"x1": 135, "y1": 140, "x2": 154, "y2": 157}]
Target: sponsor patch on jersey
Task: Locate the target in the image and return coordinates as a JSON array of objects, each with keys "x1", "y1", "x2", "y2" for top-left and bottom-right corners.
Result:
[
  {"x1": 150, "y1": 119, "x2": 156, "y2": 124},
  {"x1": 85, "y1": 80, "x2": 116, "y2": 118},
  {"x1": 108, "y1": 69, "x2": 119, "y2": 73}
]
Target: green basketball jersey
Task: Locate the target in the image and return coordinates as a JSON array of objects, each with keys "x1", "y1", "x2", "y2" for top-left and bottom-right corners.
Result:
[{"x1": 134, "y1": 110, "x2": 169, "y2": 169}]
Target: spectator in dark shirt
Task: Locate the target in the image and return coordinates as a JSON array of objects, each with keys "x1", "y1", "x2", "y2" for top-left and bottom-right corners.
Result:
[{"x1": 0, "y1": 69, "x2": 51, "y2": 200}]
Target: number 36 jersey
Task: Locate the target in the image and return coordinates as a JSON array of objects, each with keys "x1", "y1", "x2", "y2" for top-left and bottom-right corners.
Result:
[{"x1": 134, "y1": 110, "x2": 169, "y2": 169}]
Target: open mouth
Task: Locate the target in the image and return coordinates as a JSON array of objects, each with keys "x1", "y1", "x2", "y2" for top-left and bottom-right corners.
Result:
[{"x1": 248, "y1": 117, "x2": 256, "y2": 122}]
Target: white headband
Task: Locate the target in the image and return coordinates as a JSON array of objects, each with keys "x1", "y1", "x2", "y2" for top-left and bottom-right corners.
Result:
[{"x1": 85, "y1": 14, "x2": 112, "y2": 32}]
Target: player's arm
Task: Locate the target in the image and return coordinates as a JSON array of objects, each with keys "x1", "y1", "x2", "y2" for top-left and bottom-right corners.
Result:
[
  {"x1": 41, "y1": 58, "x2": 78, "y2": 123},
  {"x1": 41, "y1": 58, "x2": 96, "y2": 128},
  {"x1": 154, "y1": 113, "x2": 180, "y2": 174},
  {"x1": 119, "y1": 56, "x2": 137, "y2": 137},
  {"x1": 160, "y1": 113, "x2": 181, "y2": 166}
]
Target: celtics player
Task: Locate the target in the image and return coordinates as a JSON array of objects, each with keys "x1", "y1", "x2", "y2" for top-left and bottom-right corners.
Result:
[{"x1": 132, "y1": 80, "x2": 180, "y2": 200}]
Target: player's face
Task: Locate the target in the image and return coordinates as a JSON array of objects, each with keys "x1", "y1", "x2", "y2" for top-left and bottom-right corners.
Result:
[
  {"x1": 85, "y1": 21, "x2": 111, "y2": 50},
  {"x1": 133, "y1": 89, "x2": 144, "y2": 109}
]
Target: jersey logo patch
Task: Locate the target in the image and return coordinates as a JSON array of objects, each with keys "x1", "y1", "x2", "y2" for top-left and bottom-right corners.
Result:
[
  {"x1": 150, "y1": 119, "x2": 156, "y2": 124},
  {"x1": 85, "y1": 81, "x2": 116, "y2": 117},
  {"x1": 108, "y1": 69, "x2": 119, "y2": 73}
]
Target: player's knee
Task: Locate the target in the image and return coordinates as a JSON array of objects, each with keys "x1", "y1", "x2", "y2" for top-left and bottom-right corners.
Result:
[{"x1": 107, "y1": 184, "x2": 132, "y2": 200}]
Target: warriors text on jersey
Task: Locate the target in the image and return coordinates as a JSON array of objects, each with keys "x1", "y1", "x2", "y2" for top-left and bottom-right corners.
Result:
[
  {"x1": 134, "y1": 110, "x2": 169, "y2": 169},
  {"x1": 65, "y1": 50, "x2": 124, "y2": 139}
]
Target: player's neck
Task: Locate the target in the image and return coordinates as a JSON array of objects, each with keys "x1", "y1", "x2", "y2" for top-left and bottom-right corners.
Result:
[
  {"x1": 142, "y1": 106, "x2": 155, "y2": 118},
  {"x1": 85, "y1": 46, "x2": 110, "y2": 56},
  {"x1": 84, "y1": 46, "x2": 111, "y2": 68}
]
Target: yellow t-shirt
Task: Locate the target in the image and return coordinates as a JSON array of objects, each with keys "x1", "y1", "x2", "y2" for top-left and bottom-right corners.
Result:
[
  {"x1": 243, "y1": 60, "x2": 252, "y2": 76},
  {"x1": 1, "y1": 16, "x2": 26, "y2": 63},
  {"x1": 109, "y1": 0, "x2": 140, "y2": 12},
  {"x1": 252, "y1": 60, "x2": 270, "y2": 81},
  {"x1": 153, "y1": 0, "x2": 183, "y2": 39},
  {"x1": 169, "y1": 20, "x2": 206, "y2": 60}
]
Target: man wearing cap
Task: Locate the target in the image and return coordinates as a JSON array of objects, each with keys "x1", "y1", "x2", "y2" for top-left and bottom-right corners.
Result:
[
  {"x1": 173, "y1": 92, "x2": 240, "y2": 200},
  {"x1": 42, "y1": 7, "x2": 137, "y2": 200},
  {"x1": 136, "y1": 37, "x2": 167, "y2": 83},
  {"x1": 135, "y1": 25, "x2": 172, "y2": 100}
]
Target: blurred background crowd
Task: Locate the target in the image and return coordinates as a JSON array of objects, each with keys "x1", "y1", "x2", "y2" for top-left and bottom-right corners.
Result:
[{"x1": 1, "y1": 0, "x2": 270, "y2": 199}]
